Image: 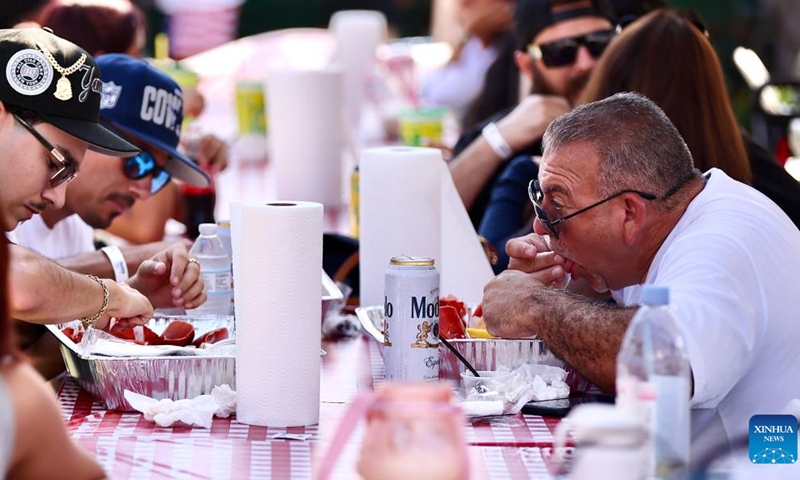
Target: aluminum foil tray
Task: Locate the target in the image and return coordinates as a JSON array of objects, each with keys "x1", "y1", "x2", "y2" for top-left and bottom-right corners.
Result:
[
  {"x1": 47, "y1": 315, "x2": 235, "y2": 411},
  {"x1": 321, "y1": 272, "x2": 344, "y2": 323},
  {"x1": 355, "y1": 305, "x2": 595, "y2": 393}
]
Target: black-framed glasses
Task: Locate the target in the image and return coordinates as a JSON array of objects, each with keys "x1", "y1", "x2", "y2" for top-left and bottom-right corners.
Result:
[
  {"x1": 527, "y1": 29, "x2": 616, "y2": 68},
  {"x1": 528, "y1": 179, "x2": 656, "y2": 239},
  {"x1": 13, "y1": 113, "x2": 78, "y2": 187},
  {"x1": 123, "y1": 150, "x2": 171, "y2": 195}
]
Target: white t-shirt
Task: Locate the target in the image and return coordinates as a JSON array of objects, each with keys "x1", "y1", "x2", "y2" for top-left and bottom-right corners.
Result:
[
  {"x1": 611, "y1": 168, "x2": 800, "y2": 442},
  {"x1": 421, "y1": 35, "x2": 501, "y2": 118},
  {"x1": 10, "y1": 214, "x2": 94, "y2": 259},
  {"x1": 0, "y1": 371, "x2": 13, "y2": 477}
]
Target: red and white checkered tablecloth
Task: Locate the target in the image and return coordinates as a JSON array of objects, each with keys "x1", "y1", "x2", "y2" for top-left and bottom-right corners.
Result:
[{"x1": 59, "y1": 337, "x2": 562, "y2": 479}]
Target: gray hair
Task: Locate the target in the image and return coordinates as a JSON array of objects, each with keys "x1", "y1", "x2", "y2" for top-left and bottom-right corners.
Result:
[{"x1": 542, "y1": 92, "x2": 700, "y2": 206}]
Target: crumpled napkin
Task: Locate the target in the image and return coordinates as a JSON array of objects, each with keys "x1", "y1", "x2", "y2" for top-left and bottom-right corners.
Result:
[
  {"x1": 124, "y1": 385, "x2": 236, "y2": 428},
  {"x1": 462, "y1": 364, "x2": 571, "y2": 415},
  {"x1": 522, "y1": 365, "x2": 571, "y2": 401}
]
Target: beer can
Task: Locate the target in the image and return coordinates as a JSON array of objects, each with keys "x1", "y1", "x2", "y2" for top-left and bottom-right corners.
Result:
[
  {"x1": 349, "y1": 165, "x2": 359, "y2": 238},
  {"x1": 235, "y1": 80, "x2": 267, "y2": 136},
  {"x1": 384, "y1": 255, "x2": 440, "y2": 382}
]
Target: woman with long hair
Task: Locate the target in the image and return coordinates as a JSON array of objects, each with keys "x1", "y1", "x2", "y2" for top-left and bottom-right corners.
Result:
[{"x1": 579, "y1": 9, "x2": 800, "y2": 223}]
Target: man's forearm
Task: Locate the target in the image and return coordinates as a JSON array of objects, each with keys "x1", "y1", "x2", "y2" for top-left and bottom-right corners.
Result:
[
  {"x1": 57, "y1": 241, "x2": 178, "y2": 278},
  {"x1": 536, "y1": 288, "x2": 636, "y2": 393},
  {"x1": 449, "y1": 138, "x2": 505, "y2": 209},
  {"x1": 9, "y1": 245, "x2": 114, "y2": 324}
]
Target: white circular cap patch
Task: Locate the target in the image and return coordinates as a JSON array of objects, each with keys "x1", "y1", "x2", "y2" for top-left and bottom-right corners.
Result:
[{"x1": 5, "y1": 49, "x2": 53, "y2": 96}]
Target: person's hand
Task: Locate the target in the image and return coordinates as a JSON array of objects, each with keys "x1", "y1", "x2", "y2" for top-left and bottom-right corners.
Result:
[
  {"x1": 482, "y1": 267, "x2": 563, "y2": 338},
  {"x1": 103, "y1": 281, "x2": 154, "y2": 329},
  {"x1": 496, "y1": 95, "x2": 571, "y2": 151},
  {"x1": 461, "y1": 1, "x2": 514, "y2": 44},
  {"x1": 505, "y1": 233, "x2": 568, "y2": 286},
  {"x1": 196, "y1": 134, "x2": 229, "y2": 174},
  {"x1": 126, "y1": 242, "x2": 207, "y2": 310}
]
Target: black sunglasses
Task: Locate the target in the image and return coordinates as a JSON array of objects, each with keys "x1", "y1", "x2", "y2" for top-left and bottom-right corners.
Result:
[
  {"x1": 123, "y1": 150, "x2": 171, "y2": 195},
  {"x1": 13, "y1": 113, "x2": 78, "y2": 188},
  {"x1": 528, "y1": 29, "x2": 616, "y2": 68},
  {"x1": 528, "y1": 179, "x2": 656, "y2": 239}
]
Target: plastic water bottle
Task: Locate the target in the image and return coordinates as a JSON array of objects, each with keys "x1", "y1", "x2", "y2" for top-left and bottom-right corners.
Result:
[
  {"x1": 616, "y1": 286, "x2": 691, "y2": 478},
  {"x1": 188, "y1": 223, "x2": 232, "y2": 316}
]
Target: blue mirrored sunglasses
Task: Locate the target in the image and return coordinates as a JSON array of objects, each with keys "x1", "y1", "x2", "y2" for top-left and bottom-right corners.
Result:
[{"x1": 123, "y1": 150, "x2": 171, "y2": 194}]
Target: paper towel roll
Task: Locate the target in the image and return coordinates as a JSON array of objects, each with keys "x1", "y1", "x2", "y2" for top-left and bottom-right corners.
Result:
[
  {"x1": 231, "y1": 201, "x2": 323, "y2": 426},
  {"x1": 267, "y1": 68, "x2": 343, "y2": 206},
  {"x1": 359, "y1": 147, "x2": 493, "y2": 306},
  {"x1": 328, "y1": 10, "x2": 387, "y2": 123}
]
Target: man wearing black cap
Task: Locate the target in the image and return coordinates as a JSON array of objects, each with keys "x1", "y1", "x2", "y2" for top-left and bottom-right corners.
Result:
[
  {"x1": 12, "y1": 54, "x2": 209, "y2": 311},
  {"x1": 0, "y1": 28, "x2": 155, "y2": 336},
  {"x1": 449, "y1": 0, "x2": 617, "y2": 228}
]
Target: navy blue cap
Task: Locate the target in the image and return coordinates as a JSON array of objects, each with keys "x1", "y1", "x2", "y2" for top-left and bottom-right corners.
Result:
[{"x1": 95, "y1": 53, "x2": 210, "y2": 187}]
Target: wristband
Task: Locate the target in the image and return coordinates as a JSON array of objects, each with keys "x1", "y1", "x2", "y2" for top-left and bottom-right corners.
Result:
[
  {"x1": 101, "y1": 245, "x2": 129, "y2": 283},
  {"x1": 481, "y1": 122, "x2": 513, "y2": 159}
]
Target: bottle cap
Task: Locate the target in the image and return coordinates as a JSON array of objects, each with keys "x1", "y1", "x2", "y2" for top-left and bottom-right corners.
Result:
[
  {"x1": 198, "y1": 223, "x2": 218, "y2": 236},
  {"x1": 640, "y1": 285, "x2": 669, "y2": 306}
]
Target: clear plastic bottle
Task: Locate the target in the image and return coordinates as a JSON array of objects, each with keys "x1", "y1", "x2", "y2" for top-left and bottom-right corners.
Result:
[
  {"x1": 188, "y1": 223, "x2": 232, "y2": 316},
  {"x1": 616, "y1": 286, "x2": 691, "y2": 479}
]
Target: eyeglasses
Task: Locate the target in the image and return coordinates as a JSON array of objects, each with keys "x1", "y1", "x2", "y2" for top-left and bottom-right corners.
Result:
[
  {"x1": 13, "y1": 113, "x2": 78, "y2": 187},
  {"x1": 123, "y1": 150, "x2": 171, "y2": 194},
  {"x1": 528, "y1": 179, "x2": 656, "y2": 239},
  {"x1": 527, "y1": 29, "x2": 616, "y2": 68}
]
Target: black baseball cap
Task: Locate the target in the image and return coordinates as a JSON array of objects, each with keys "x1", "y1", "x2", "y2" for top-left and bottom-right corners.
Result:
[
  {"x1": 0, "y1": 28, "x2": 139, "y2": 157},
  {"x1": 514, "y1": 0, "x2": 618, "y2": 50}
]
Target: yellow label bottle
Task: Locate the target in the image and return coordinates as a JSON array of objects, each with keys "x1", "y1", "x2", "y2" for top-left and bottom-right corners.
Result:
[{"x1": 350, "y1": 165, "x2": 359, "y2": 238}]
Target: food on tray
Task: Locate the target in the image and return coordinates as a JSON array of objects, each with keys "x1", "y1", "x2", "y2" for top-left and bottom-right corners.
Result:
[
  {"x1": 159, "y1": 321, "x2": 195, "y2": 346},
  {"x1": 108, "y1": 323, "x2": 162, "y2": 345},
  {"x1": 465, "y1": 327, "x2": 494, "y2": 339},
  {"x1": 439, "y1": 305, "x2": 467, "y2": 339},
  {"x1": 440, "y1": 295, "x2": 467, "y2": 322},
  {"x1": 193, "y1": 327, "x2": 230, "y2": 347},
  {"x1": 60, "y1": 321, "x2": 230, "y2": 348},
  {"x1": 471, "y1": 303, "x2": 485, "y2": 329},
  {"x1": 61, "y1": 326, "x2": 83, "y2": 344}
]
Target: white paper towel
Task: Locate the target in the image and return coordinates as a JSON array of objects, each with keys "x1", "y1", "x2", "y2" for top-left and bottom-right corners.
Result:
[
  {"x1": 267, "y1": 68, "x2": 344, "y2": 207},
  {"x1": 359, "y1": 147, "x2": 493, "y2": 306},
  {"x1": 328, "y1": 10, "x2": 387, "y2": 123},
  {"x1": 231, "y1": 201, "x2": 323, "y2": 426}
]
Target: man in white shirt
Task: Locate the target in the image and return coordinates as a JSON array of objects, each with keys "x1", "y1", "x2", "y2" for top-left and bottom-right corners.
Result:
[
  {"x1": 0, "y1": 28, "x2": 157, "y2": 329},
  {"x1": 6, "y1": 51, "x2": 209, "y2": 377},
  {"x1": 483, "y1": 93, "x2": 800, "y2": 444},
  {"x1": 13, "y1": 53, "x2": 210, "y2": 309}
]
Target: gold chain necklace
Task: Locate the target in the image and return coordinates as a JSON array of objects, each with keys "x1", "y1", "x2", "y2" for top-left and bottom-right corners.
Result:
[{"x1": 36, "y1": 44, "x2": 86, "y2": 101}]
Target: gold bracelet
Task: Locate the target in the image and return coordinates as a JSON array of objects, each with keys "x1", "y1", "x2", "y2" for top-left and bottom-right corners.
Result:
[{"x1": 79, "y1": 275, "x2": 109, "y2": 328}]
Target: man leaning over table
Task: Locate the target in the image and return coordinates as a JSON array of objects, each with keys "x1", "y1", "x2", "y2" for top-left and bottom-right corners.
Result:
[
  {"x1": 8, "y1": 53, "x2": 209, "y2": 377},
  {"x1": 0, "y1": 29, "x2": 182, "y2": 373},
  {"x1": 482, "y1": 92, "x2": 800, "y2": 443}
]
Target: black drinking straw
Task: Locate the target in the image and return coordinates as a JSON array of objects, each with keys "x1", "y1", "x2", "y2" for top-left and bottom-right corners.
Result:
[{"x1": 439, "y1": 337, "x2": 481, "y2": 378}]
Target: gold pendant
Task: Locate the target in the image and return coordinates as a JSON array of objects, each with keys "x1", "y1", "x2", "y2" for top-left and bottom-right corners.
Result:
[{"x1": 54, "y1": 76, "x2": 72, "y2": 101}]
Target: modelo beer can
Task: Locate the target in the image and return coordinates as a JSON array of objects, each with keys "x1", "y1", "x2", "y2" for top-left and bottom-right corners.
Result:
[{"x1": 383, "y1": 255, "x2": 440, "y2": 382}]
